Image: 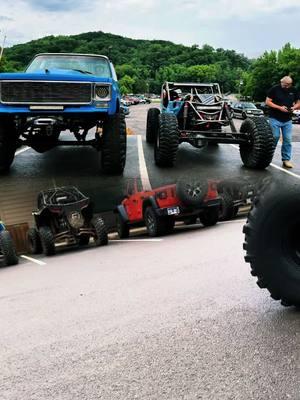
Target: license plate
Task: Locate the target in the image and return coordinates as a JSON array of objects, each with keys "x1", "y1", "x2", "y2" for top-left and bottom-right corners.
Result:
[{"x1": 167, "y1": 206, "x2": 180, "y2": 216}]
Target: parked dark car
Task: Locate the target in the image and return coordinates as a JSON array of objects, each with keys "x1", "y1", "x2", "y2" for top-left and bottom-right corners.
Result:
[{"x1": 231, "y1": 102, "x2": 264, "y2": 119}]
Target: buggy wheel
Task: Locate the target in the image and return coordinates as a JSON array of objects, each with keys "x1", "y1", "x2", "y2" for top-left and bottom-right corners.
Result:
[
  {"x1": 239, "y1": 117, "x2": 275, "y2": 169},
  {"x1": 176, "y1": 178, "x2": 208, "y2": 207},
  {"x1": 144, "y1": 207, "x2": 169, "y2": 237},
  {"x1": 199, "y1": 207, "x2": 219, "y2": 227},
  {"x1": 79, "y1": 235, "x2": 90, "y2": 246},
  {"x1": 243, "y1": 183, "x2": 300, "y2": 307},
  {"x1": 116, "y1": 213, "x2": 130, "y2": 239},
  {"x1": 39, "y1": 226, "x2": 55, "y2": 256},
  {"x1": 0, "y1": 118, "x2": 18, "y2": 173},
  {"x1": 219, "y1": 190, "x2": 236, "y2": 221},
  {"x1": 92, "y1": 217, "x2": 108, "y2": 246},
  {"x1": 27, "y1": 228, "x2": 42, "y2": 254},
  {"x1": 154, "y1": 113, "x2": 179, "y2": 167},
  {"x1": 146, "y1": 108, "x2": 160, "y2": 144},
  {"x1": 101, "y1": 111, "x2": 127, "y2": 175},
  {"x1": 0, "y1": 230, "x2": 18, "y2": 266}
]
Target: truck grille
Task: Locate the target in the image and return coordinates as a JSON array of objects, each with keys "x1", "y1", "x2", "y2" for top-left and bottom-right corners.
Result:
[{"x1": 0, "y1": 81, "x2": 92, "y2": 104}]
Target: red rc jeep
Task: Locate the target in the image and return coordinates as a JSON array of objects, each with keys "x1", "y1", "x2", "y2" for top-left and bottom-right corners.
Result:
[{"x1": 115, "y1": 179, "x2": 221, "y2": 237}]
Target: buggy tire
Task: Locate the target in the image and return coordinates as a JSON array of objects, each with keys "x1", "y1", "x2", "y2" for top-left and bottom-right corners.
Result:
[
  {"x1": 0, "y1": 230, "x2": 18, "y2": 266},
  {"x1": 154, "y1": 113, "x2": 179, "y2": 167},
  {"x1": 243, "y1": 182, "x2": 300, "y2": 307},
  {"x1": 144, "y1": 207, "x2": 169, "y2": 237},
  {"x1": 79, "y1": 235, "x2": 90, "y2": 246},
  {"x1": 219, "y1": 190, "x2": 236, "y2": 221},
  {"x1": 101, "y1": 111, "x2": 127, "y2": 175},
  {"x1": 239, "y1": 117, "x2": 275, "y2": 169},
  {"x1": 199, "y1": 207, "x2": 219, "y2": 227},
  {"x1": 0, "y1": 118, "x2": 18, "y2": 173},
  {"x1": 176, "y1": 178, "x2": 208, "y2": 207},
  {"x1": 92, "y1": 217, "x2": 108, "y2": 246},
  {"x1": 146, "y1": 108, "x2": 160, "y2": 144},
  {"x1": 27, "y1": 228, "x2": 42, "y2": 254},
  {"x1": 116, "y1": 213, "x2": 130, "y2": 239},
  {"x1": 39, "y1": 226, "x2": 55, "y2": 256}
]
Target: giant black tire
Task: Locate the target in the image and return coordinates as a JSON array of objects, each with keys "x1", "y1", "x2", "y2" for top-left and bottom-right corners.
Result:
[
  {"x1": 27, "y1": 227, "x2": 42, "y2": 254},
  {"x1": 144, "y1": 207, "x2": 169, "y2": 237},
  {"x1": 0, "y1": 118, "x2": 18, "y2": 173},
  {"x1": 239, "y1": 117, "x2": 275, "y2": 169},
  {"x1": 0, "y1": 230, "x2": 19, "y2": 266},
  {"x1": 101, "y1": 111, "x2": 127, "y2": 175},
  {"x1": 199, "y1": 207, "x2": 219, "y2": 227},
  {"x1": 146, "y1": 108, "x2": 160, "y2": 144},
  {"x1": 92, "y1": 217, "x2": 108, "y2": 246},
  {"x1": 116, "y1": 213, "x2": 130, "y2": 239},
  {"x1": 219, "y1": 190, "x2": 236, "y2": 221},
  {"x1": 243, "y1": 183, "x2": 300, "y2": 307},
  {"x1": 154, "y1": 113, "x2": 179, "y2": 167},
  {"x1": 39, "y1": 226, "x2": 55, "y2": 256},
  {"x1": 176, "y1": 178, "x2": 208, "y2": 207}
]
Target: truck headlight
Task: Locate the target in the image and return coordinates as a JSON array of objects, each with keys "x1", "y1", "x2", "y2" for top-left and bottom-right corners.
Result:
[{"x1": 94, "y1": 84, "x2": 111, "y2": 100}]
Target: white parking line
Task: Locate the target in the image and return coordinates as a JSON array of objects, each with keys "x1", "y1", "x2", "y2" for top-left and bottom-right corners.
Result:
[
  {"x1": 137, "y1": 135, "x2": 152, "y2": 191},
  {"x1": 20, "y1": 255, "x2": 46, "y2": 266},
  {"x1": 229, "y1": 144, "x2": 300, "y2": 179},
  {"x1": 15, "y1": 146, "x2": 30, "y2": 156},
  {"x1": 114, "y1": 238, "x2": 163, "y2": 242}
]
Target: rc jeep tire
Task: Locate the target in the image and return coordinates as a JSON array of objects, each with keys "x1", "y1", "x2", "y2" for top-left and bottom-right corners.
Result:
[
  {"x1": 144, "y1": 207, "x2": 169, "y2": 237},
  {"x1": 0, "y1": 230, "x2": 19, "y2": 266},
  {"x1": 239, "y1": 117, "x2": 275, "y2": 169},
  {"x1": 39, "y1": 226, "x2": 55, "y2": 256},
  {"x1": 243, "y1": 183, "x2": 300, "y2": 307},
  {"x1": 92, "y1": 217, "x2": 108, "y2": 246},
  {"x1": 199, "y1": 207, "x2": 219, "y2": 227},
  {"x1": 219, "y1": 190, "x2": 236, "y2": 221},
  {"x1": 27, "y1": 227, "x2": 42, "y2": 254},
  {"x1": 154, "y1": 113, "x2": 179, "y2": 167},
  {"x1": 102, "y1": 111, "x2": 127, "y2": 174},
  {"x1": 0, "y1": 118, "x2": 18, "y2": 173},
  {"x1": 146, "y1": 108, "x2": 160, "y2": 144},
  {"x1": 176, "y1": 178, "x2": 208, "y2": 207}
]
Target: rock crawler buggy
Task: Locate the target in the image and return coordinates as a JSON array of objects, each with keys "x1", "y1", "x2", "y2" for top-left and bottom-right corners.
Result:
[
  {"x1": 0, "y1": 53, "x2": 126, "y2": 174},
  {"x1": 27, "y1": 186, "x2": 108, "y2": 256},
  {"x1": 146, "y1": 82, "x2": 275, "y2": 169}
]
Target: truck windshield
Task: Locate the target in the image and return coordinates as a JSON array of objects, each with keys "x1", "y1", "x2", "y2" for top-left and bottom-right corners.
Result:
[{"x1": 26, "y1": 55, "x2": 112, "y2": 78}]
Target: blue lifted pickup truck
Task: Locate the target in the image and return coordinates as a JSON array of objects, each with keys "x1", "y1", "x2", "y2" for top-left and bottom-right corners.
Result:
[{"x1": 0, "y1": 53, "x2": 126, "y2": 174}]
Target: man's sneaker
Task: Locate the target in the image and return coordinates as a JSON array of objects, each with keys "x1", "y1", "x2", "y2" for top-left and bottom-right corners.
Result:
[{"x1": 282, "y1": 160, "x2": 293, "y2": 168}]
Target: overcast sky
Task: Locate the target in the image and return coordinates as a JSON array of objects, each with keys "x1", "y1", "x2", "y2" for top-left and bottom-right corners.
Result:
[{"x1": 1, "y1": 0, "x2": 300, "y2": 58}]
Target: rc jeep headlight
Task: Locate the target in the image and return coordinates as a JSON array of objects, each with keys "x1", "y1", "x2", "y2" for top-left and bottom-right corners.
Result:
[{"x1": 94, "y1": 84, "x2": 111, "y2": 101}]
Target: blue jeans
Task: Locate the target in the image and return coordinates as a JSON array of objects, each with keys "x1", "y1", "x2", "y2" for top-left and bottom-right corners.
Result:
[{"x1": 269, "y1": 118, "x2": 293, "y2": 161}]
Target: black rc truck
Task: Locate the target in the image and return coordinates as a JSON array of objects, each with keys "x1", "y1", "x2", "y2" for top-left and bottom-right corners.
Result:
[
  {"x1": 146, "y1": 82, "x2": 275, "y2": 169},
  {"x1": 27, "y1": 186, "x2": 108, "y2": 256}
]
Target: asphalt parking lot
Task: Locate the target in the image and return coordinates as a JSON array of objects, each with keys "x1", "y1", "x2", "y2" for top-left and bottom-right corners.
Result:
[{"x1": 1, "y1": 104, "x2": 300, "y2": 218}]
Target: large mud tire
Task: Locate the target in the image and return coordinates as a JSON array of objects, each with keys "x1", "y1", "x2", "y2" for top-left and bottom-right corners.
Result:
[
  {"x1": 0, "y1": 118, "x2": 18, "y2": 173},
  {"x1": 102, "y1": 112, "x2": 127, "y2": 175},
  {"x1": 116, "y1": 213, "x2": 130, "y2": 239},
  {"x1": 239, "y1": 117, "x2": 275, "y2": 169},
  {"x1": 154, "y1": 113, "x2": 179, "y2": 167},
  {"x1": 243, "y1": 183, "x2": 300, "y2": 307},
  {"x1": 0, "y1": 230, "x2": 19, "y2": 266},
  {"x1": 39, "y1": 226, "x2": 56, "y2": 256},
  {"x1": 146, "y1": 108, "x2": 160, "y2": 144},
  {"x1": 176, "y1": 178, "x2": 208, "y2": 207},
  {"x1": 199, "y1": 207, "x2": 219, "y2": 227}
]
